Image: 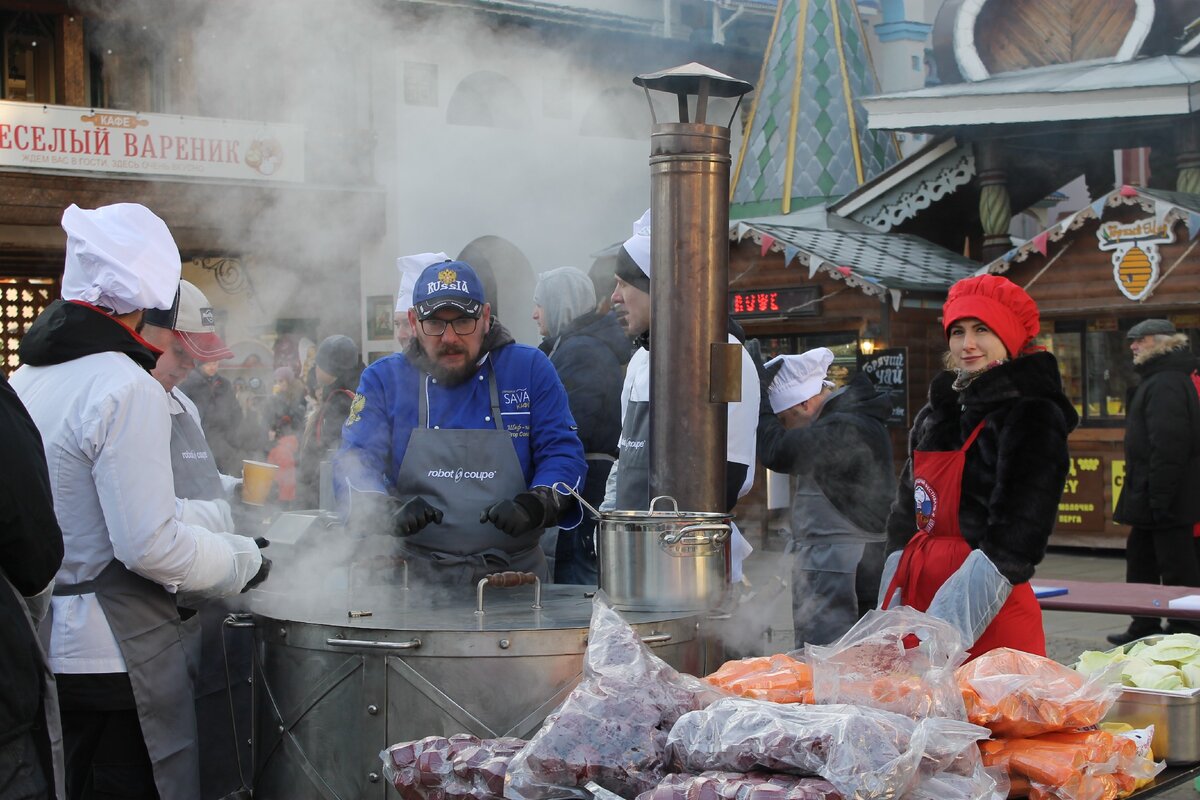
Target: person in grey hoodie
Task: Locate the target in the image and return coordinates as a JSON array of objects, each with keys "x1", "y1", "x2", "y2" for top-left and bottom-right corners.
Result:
[
  {"x1": 757, "y1": 348, "x2": 895, "y2": 646},
  {"x1": 532, "y1": 267, "x2": 631, "y2": 584}
]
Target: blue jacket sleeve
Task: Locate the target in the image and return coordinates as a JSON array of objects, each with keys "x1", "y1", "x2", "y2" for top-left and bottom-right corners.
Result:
[
  {"x1": 527, "y1": 352, "x2": 587, "y2": 530},
  {"x1": 333, "y1": 365, "x2": 395, "y2": 502}
]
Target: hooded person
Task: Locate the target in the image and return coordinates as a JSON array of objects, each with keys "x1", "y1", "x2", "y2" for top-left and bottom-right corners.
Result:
[
  {"x1": 297, "y1": 334, "x2": 365, "y2": 508},
  {"x1": 394, "y1": 252, "x2": 449, "y2": 349},
  {"x1": 531, "y1": 267, "x2": 632, "y2": 584},
  {"x1": 1108, "y1": 319, "x2": 1200, "y2": 644},
  {"x1": 601, "y1": 209, "x2": 760, "y2": 582},
  {"x1": 334, "y1": 260, "x2": 586, "y2": 585},
  {"x1": 880, "y1": 274, "x2": 1078, "y2": 659},
  {"x1": 757, "y1": 347, "x2": 895, "y2": 646},
  {"x1": 10, "y1": 203, "x2": 268, "y2": 800}
]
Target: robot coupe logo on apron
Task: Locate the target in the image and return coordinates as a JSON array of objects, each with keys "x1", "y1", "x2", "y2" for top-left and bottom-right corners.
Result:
[
  {"x1": 426, "y1": 468, "x2": 498, "y2": 483},
  {"x1": 914, "y1": 478, "x2": 938, "y2": 533}
]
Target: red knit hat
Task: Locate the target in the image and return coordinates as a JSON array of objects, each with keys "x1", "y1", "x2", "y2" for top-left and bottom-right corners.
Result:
[{"x1": 942, "y1": 274, "x2": 1040, "y2": 358}]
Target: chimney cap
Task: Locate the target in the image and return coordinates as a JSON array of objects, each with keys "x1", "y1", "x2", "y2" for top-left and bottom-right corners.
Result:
[{"x1": 633, "y1": 62, "x2": 753, "y2": 99}]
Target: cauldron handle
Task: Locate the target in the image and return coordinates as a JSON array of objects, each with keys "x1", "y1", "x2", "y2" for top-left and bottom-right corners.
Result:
[
  {"x1": 552, "y1": 481, "x2": 601, "y2": 520},
  {"x1": 476, "y1": 571, "x2": 542, "y2": 615}
]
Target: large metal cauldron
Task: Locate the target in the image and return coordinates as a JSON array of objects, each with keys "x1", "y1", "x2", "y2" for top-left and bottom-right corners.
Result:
[{"x1": 244, "y1": 575, "x2": 708, "y2": 800}]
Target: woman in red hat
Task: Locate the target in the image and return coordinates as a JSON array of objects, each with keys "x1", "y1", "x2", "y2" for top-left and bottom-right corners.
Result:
[{"x1": 879, "y1": 274, "x2": 1079, "y2": 658}]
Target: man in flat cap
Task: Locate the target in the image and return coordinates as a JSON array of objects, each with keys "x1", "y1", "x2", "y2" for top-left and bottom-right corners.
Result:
[
  {"x1": 335, "y1": 259, "x2": 585, "y2": 584},
  {"x1": 757, "y1": 348, "x2": 895, "y2": 646},
  {"x1": 1109, "y1": 319, "x2": 1200, "y2": 645},
  {"x1": 11, "y1": 204, "x2": 268, "y2": 800}
]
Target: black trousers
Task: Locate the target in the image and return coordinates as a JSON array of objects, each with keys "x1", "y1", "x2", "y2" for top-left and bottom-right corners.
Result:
[
  {"x1": 1125, "y1": 524, "x2": 1200, "y2": 637},
  {"x1": 57, "y1": 674, "x2": 157, "y2": 800}
]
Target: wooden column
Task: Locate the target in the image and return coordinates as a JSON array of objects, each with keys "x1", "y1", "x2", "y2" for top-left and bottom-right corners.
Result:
[
  {"x1": 56, "y1": 13, "x2": 86, "y2": 107},
  {"x1": 975, "y1": 142, "x2": 1012, "y2": 262},
  {"x1": 1177, "y1": 119, "x2": 1200, "y2": 195}
]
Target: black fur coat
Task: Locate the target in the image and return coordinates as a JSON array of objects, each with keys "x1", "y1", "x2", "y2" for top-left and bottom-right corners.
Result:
[{"x1": 884, "y1": 352, "x2": 1079, "y2": 584}]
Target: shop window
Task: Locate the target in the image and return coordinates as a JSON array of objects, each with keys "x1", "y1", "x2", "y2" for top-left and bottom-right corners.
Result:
[
  {"x1": 86, "y1": 19, "x2": 168, "y2": 112},
  {"x1": 1, "y1": 278, "x2": 56, "y2": 371},
  {"x1": 446, "y1": 71, "x2": 527, "y2": 129},
  {"x1": 1038, "y1": 319, "x2": 1198, "y2": 425},
  {"x1": 757, "y1": 332, "x2": 859, "y2": 387},
  {"x1": 2, "y1": 12, "x2": 56, "y2": 103}
]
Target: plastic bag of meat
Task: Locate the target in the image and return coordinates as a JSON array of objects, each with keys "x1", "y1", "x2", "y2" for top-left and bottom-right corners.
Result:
[
  {"x1": 704, "y1": 655, "x2": 813, "y2": 704},
  {"x1": 665, "y1": 696, "x2": 991, "y2": 800},
  {"x1": 381, "y1": 734, "x2": 527, "y2": 800},
  {"x1": 806, "y1": 608, "x2": 969, "y2": 721},
  {"x1": 636, "y1": 771, "x2": 840, "y2": 800},
  {"x1": 504, "y1": 593, "x2": 728, "y2": 800},
  {"x1": 956, "y1": 648, "x2": 1124, "y2": 738}
]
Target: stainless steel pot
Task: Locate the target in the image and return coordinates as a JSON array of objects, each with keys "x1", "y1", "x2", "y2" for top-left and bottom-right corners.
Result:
[{"x1": 557, "y1": 484, "x2": 732, "y2": 612}]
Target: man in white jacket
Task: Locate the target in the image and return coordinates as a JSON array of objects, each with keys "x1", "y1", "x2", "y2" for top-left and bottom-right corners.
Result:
[{"x1": 11, "y1": 203, "x2": 267, "y2": 800}]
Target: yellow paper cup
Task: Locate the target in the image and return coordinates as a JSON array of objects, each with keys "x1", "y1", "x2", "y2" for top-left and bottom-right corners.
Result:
[{"x1": 242, "y1": 460, "x2": 279, "y2": 506}]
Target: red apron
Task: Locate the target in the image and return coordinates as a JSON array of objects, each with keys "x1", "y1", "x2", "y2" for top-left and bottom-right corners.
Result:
[{"x1": 884, "y1": 420, "x2": 1045, "y2": 660}]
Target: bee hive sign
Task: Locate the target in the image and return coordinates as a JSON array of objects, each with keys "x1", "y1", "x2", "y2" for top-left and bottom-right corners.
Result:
[{"x1": 1096, "y1": 217, "x2": 1174, "y2": 301}]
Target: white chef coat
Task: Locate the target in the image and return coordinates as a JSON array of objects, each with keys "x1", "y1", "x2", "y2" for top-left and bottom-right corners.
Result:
[{"x1": 11, "y1": 352, "x2": 261, "y2": 674}]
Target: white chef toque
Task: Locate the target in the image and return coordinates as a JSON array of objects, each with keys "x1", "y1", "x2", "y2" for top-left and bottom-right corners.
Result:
[
  {"x1": 395, "y1": 252, "x2": 450, "y2": 314},
  {"x1": 766, "y1": 347, "x2": 836, "y2": 413}
]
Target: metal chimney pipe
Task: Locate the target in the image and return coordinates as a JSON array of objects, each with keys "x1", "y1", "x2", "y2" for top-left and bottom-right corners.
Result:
[{"x1": 647, "y1": 122, "x2": 735, "y2": 512}]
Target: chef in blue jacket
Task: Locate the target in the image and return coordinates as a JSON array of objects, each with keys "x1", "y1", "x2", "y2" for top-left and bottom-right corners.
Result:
[{"x1": 335, "y1": 260, "x2": 586, "y2": 584}]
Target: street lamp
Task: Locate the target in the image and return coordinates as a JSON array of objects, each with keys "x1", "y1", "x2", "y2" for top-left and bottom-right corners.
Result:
[{"x1": 633, "y1": 63, "x2": 753, "y2": 513}]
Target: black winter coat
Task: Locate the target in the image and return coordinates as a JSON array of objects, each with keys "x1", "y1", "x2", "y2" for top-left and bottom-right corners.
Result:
[
  {"x1": 538, "y1": 311, "x2": 631, "y2": 457},
  {"x1": 0, "y1": 371, "x2": 64, "y2": 746},
  {"x1": 297, "y1": 369, "x2": 363, "y2": 507},
  {"x1": 179, "y1": 370, "x2": 243, "y2": 474},
  {"x1": 758, "y1": 373, "x2": 896, "y2": 535},
  {"x1": 1113, "y1": 343, "x2": 1200, "y2": 528},
  {"x1": 885, "y1": 352, "x2": 1078, "y2": 585}
]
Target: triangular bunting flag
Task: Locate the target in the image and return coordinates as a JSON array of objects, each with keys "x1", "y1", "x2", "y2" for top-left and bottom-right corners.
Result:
[
  {"x1": 808, "y1": 256, "x2": 823, "y2": 279},
  {"x1": 1033, "y1": 232, "x2": 1049, "y2": 256},
  {"x1": 736, "y1": 223, "x2": 749, "y2": 241},
  {"x1": 760, "y1": 234, "x2": 776, "y2": 257},
  {"x1": 1090, "y1": 196, "x2": 1108, "y2": 218},
  {"x1": 1118, "y1": 185, "x2": 1139, "y2": 198},
  {"x1": 783, "y1": 244, "x2": 801, "y2": 266},
  {"x1": 1001, "y1": 247, "x2": 1018, "y2": 263},
  {"x1": 1189, "y1": 212, "x2": 1200, "y2": 241},
  {"x1": 1058, "y1": 212, "x2": 1076, "y2": 233},
  {"x1": 1153, "y1": 199, "x2": 1173, "y2": 228},
  {"x1": 889, "y1": 288, "x2": 901, "y2": 312},
  {"x1": 836, "y1": 266, "x2": 852, "y2": 277}
]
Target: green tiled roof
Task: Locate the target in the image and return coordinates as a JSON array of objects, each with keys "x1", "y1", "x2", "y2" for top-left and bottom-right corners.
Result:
[{"x1": 732, "y1": 0, "x2": 899, "y2": 215}]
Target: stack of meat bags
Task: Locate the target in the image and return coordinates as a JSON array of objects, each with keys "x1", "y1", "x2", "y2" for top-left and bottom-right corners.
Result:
[{"x1": 957, "y1": 648, "x2": 1162, "y2": 800}]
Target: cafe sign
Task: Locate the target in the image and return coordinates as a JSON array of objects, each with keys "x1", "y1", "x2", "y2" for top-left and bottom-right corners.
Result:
[
  {"x1": 1096, "y1": 217, "x2": 1174, "y2": 301},
  {"x1": 0, "y1": 100, "x2": 304, "y2": 183}
]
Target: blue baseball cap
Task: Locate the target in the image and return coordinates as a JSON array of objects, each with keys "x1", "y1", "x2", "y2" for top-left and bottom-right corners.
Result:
[{"x1": 412, "y1": 260, "x2": 485, "y2": 319}]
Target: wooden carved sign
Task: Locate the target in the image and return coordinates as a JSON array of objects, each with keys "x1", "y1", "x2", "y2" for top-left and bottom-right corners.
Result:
[{"x1": 1096, "y1": 217, "x2": 1175, "y2": 301}]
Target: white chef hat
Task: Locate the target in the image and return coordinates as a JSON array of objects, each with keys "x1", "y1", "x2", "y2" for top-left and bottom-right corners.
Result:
[
  {"x1": 622, "y1": 208, "x2": 652, "y2": 276},
  {"x1": 60, "y1": 203, "x2": 181, "y2": 315},
  {"x1": 766, "y1": 348, "x2": 836, "y2": 413},
  {"x1": 395, "y1": 251, "x2": 450, "y2": 313}
]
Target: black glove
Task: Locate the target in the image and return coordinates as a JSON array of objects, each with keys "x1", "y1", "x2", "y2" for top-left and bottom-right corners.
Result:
[
  {"x1": 253, "y1": 537, "x2": 270, "y2": 549},
  {"x1": 480, "y1": 492, "x2": 545, "y2": 537},
  {"x1": 242, "y1": 556, "x2": 272, "y2": 593},
  {"x1": 391, "y1": 496, "x2": 444, "y2": 537}
]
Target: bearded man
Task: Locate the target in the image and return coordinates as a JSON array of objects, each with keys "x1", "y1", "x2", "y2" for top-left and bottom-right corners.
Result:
[{"x1": 334, "y1": 260, "x2": 585, "y2": 584}]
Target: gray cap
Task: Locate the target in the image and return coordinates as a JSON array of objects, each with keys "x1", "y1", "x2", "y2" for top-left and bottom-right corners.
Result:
[{"x1": 1127, "y1": 319, "x2": 1176, "y2": 339}]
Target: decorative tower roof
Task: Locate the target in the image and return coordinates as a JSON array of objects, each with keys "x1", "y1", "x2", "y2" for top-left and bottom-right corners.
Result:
[{"x1": 731, "y1": 0, "x2": 899, "y2": 218}]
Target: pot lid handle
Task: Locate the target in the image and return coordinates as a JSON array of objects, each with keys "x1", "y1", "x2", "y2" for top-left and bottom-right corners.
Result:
[{"x1": 649, "y1": 495, "x2": 680, "y2": 513}]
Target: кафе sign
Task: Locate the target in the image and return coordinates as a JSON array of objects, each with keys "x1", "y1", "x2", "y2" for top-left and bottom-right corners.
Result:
[{"x1": 0, "y1": 99, "x2": 304, "y2": 183}]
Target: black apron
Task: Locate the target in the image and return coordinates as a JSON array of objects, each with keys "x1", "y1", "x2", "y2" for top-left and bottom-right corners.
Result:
[
  {"x1": 393, "y1": 368, "x2": 547, "y2": 585},
  {"x1": 169, "y1": 394, "x2": 251, "y2": 800},
  {"x1": 614, "y1": 398, "x2": 650, "y2": 510},
  {"x1": 54, "y1": 562, "x2": 200, "y2": 800}
]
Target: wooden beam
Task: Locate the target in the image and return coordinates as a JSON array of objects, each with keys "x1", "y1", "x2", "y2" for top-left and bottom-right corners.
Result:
[{"x1": 56, "y1": 12, "x2": 86, "y2": 107}]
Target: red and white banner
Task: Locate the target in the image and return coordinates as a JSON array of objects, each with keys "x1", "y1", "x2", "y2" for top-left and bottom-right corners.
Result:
[{"x1": 0, "y1": 100, "x2": 304, "y2": 183}]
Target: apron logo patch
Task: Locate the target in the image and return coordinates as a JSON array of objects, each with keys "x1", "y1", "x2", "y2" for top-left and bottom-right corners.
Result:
[
  {"x1": 345, "y1": 393, "x2": 366, "y2": 426},
  {"x1": 619, "y1": 437, "x2": 646, "y2": 450},
  {"x1": 914, "y1": 478, "x2": 938, "y2": 533},
  {"x1": 502, "y1": 388, "x2": 531, "y2": 409},
  {"x1": 426, "y1": 468, "x2": 498, "y2": 482}
]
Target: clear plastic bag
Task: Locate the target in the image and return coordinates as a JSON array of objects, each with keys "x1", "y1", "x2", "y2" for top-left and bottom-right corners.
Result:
[
  {"x1": 806, "y1": 607, "x2": 970, "y2": 720},
  {"x1": 664, "y1": 696, "x2": 991, "y2": 800},
  {"x1": 381, "y1": 734, "x2": 527, "y2": 800},
  {"x1": 635, "y1": 771, "x2": 840, "y2": 800},
  {"x1": 504, "y1": 593, "x2": 727, "y2": 800},
  {"x1": 956, "y1": 648, "x2": 1123, "y2": 738}
]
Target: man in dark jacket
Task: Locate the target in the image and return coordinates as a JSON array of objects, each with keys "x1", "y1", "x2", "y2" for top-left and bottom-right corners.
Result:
[
  {"x1": 1110, "y1": 319, "x2": 1200, "y2": 644},
  {"x1": 0, "y1": 370, "x2": 65, "y2": 799},
  {"x1": 297, "y1": 335, "x2": 364, "y2": 508},
  {"x1": 180, "y1": 361, "x2": 244, "y2": 474},
  {"x1": 757, "y1": 348, "x2": 895, "y2": 646},
  {"x1": 532, "y1": 267, "x2": 631, "y2": 584}
]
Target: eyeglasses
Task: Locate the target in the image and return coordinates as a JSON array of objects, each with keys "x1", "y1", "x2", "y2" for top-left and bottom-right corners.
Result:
[{"x1": 419, "y1": 316, "x2": 479, "y2": 336}]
